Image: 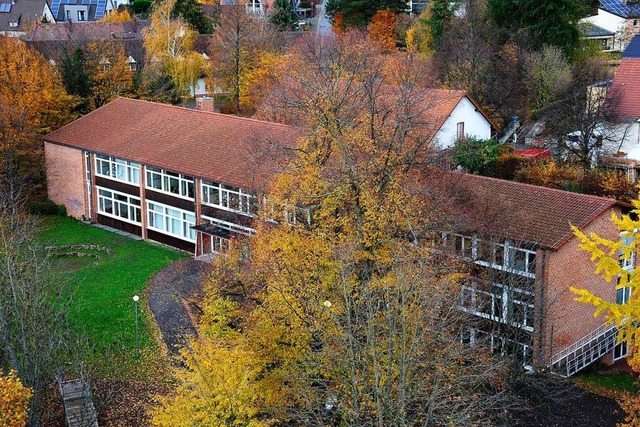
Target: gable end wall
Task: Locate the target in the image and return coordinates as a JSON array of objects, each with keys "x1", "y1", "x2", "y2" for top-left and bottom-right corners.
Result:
[{"x1": 45, "y1": 142, "x2": 87, "y2": 219}]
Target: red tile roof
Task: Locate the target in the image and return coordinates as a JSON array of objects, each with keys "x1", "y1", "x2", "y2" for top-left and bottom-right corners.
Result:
[
  {"x1": 44, "y1": 97, "x2": 299, "y2": 190},
  {"x1": 22, "y1": 20, "x2": 149, "y2": 42},
  {"x1": 426, "y1": 172, "x2": 617, "y2": 250},
  {"x1": 610, "y1": 58, "x2": 640, "y2": 121}
]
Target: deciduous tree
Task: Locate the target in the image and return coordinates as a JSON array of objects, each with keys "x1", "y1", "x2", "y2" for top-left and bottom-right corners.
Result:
[
  {"x1": 210, "y1": 5, "x2": 282, "y2": 114},
  {"x1": 155, "y1": 34, "x2": 514, "y2": 426},
  {"x1": 143, "y1": 0, "x2": 208, "y2": 102},
  {"x1": 325, "y1": 0, "x2": 407, "y2": 29},
  {"x1": 98, "y1": 8, "x2": 132, "y2": 22},
  {"x1": 0, "y1": 36, "x2": 76, "y2": 205},
  {"x1": 367, "y1": 9, "x2": 397, "y2": 50},
  {"x1": 85, "y1": 41, "x2": 135, "y2": 108}
]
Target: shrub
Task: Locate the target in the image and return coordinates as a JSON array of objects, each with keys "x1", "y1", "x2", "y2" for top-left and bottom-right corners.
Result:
[{"x1": 27, "y1": 197, "x2": 67, "y2": 216}]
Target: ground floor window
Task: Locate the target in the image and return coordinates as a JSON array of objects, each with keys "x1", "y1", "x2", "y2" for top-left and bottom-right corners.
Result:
[
  {"x1": 97, "y1": 187, "x2": 141, "y2": 225},
  {"x1": 211, "y1": 235, "x2": 230, "y2": 253},
  {"x1": 147, "y1": 201, "x2": 196, "y2": 242},
  {"x1": 614, "y1": 341, "x2": 628, "y2": 361},
  {"x1": 462, "y1": 326, "x2": 533, "y2": 369}
]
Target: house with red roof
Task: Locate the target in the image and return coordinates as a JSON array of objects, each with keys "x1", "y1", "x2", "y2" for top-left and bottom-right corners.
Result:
[
  {"x1": 429, "y1": 89, "x2": 495, "y2": 148},
  {"x1": 599, "y1": 35, "x2": 640, "y2": 178},
  {"x1": 427, "y1": 171, "x2": 626, "y2": 376}
]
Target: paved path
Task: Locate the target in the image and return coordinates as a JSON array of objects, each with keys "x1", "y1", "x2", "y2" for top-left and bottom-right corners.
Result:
[
  {"x1": 312, "y1": 0, "x2": 333, "y2": 38},
  {"x1": 148, "y1": 258, "x2": 212, "y2": 356}
]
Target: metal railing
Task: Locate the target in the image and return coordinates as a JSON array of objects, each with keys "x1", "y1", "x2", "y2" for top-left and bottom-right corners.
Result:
[{"x1": 550, "y1": 322, "x2": 618, "y2": 377}]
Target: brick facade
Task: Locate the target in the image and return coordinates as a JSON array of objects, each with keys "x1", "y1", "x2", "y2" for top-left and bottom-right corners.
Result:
[
  {"x1": 542, "y1": 209, "x2": 620, "y2": 362},
  {"x1": 45, "y1": 142, "x2": 87, "y2": 219}
]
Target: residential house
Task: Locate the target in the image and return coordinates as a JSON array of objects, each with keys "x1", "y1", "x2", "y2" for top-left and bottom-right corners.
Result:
[
  {"x1": 44, "y1": 97, "x2": 298, "y2": 255},
  {"x1": 583, "y1": 0, "x2": 640, "y2": 51},
  {"x1": 428, "y1": 89, "x2": 495, "y2": 148},
  {"x1": 49, "y1": 0, "x2": 121, "y2": 23},
  {"x1": 0, "y1": 0, "x2": 54, "y2": 37},
  {"x1": 582, "y1": 21, "x2": 617, "y2": 52},
  {"x1": 22, "y1": 20, "x2": 149, "y2": 71},
  {"x1": 428, "y1": 172, "x2": 625, "y2": 376},
  {"x1": 599, "y1": 35, "x2": 640, "y2": 179}
]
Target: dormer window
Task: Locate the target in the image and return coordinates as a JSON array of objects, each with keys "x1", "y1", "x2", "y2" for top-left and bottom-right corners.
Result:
[
  {"x1": 127, "y1": 55, "x2": 137, "y2": 71},
  {"x1": 78, "y1": 10, "x2": 86, "y2": 21}
]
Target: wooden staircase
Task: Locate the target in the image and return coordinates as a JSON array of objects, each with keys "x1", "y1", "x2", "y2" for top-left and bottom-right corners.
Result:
[{"x1": 57, "y1": 364, "x2": 99, "y2": 427}]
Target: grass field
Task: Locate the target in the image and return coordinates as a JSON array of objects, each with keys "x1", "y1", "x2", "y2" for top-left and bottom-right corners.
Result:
[
  {"x1": 574, "y1": 370, "x2": 639, "y2": 396},
  {"x1": 38, "y1": 216, "x2": 188, "y2": 377}
]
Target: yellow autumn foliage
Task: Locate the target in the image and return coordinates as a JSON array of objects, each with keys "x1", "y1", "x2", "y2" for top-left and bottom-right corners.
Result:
[
  {"x1": 152, "y1": 338, "x2": 271, "y2": 427},
  {"x1": 99, "y1": 9, "x2": 132, "y2": 22},
  {"x1": 0, "y1": 370, "x2": 32, "y2": 427},
  {"x1": 570, "y1": 199, "x2": 640, "y2": 347}
]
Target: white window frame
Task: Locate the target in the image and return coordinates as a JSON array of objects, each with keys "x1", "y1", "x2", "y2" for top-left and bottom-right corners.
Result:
[
  {"x1": 211, "y1": 235, "x2": 231, "y2": 254},
  {"x1": 201, "y1": 214, "x2": 255, "y2": 236},
  {"x1": 146, "y1": 167, "x2": 194, "y2": 200},
  {"x1": 77, "y1": 10, "x2": 85, "y2": 20},
  {"x1": 459, "y1": 283, "x2": 534, "y2": 332},
  {"x1": 447, "y1": 234, "x2": 536, "y2": 278},
  {"x1": 147, "y1": 201, "x2": 196, "y2": 242},
  {"x1": 96, "y1": 187, "x2": 141, "y2": 225},
  {"x1": 201, "y1": 180, "x2": 257, "y2": 216},
  {"x1": 95, "y1": 154, "x2": 140, "y2": 186}
]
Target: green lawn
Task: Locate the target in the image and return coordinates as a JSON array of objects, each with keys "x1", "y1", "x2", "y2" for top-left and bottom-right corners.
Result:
[
  {"x1": 573, "y1": 370, "x2": 639, "y2": 395},
  {"x1": 38, "y1": 216, "x2": 188, "y2": 377}
]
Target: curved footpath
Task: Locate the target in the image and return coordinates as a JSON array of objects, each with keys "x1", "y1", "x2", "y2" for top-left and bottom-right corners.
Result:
[{"x1": 148, "y1": 258, "x2": 212, "y2": 357}]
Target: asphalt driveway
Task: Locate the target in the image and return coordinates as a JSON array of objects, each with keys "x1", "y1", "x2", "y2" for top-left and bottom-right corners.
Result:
[{"x1": 148, "y1": 258, "x2": 212, "y2": 356}]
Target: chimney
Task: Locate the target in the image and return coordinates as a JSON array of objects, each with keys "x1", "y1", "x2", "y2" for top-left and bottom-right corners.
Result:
[
  {"x1": 132, "y1": 17, "x2": 137, "y2": 32},
  {"x1": 196, "y1": 96, "x2": 215, "y2": 112}
]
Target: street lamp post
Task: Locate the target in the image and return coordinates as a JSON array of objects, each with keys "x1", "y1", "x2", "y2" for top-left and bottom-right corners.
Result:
[{"x1": 133, "y1": 295, "x2": 140, "y2": 358}]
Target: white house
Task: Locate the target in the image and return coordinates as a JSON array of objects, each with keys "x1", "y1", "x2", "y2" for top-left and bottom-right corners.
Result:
[
  {"x1": 583, "y1": 0, "x2": 640, "y2": 51},
  {"x1": 431, "y1": 90, "x2": 495, "y2": 148}
]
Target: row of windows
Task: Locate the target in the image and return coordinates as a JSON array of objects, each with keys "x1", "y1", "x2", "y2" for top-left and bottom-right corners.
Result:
[
  {"x1": 95, "y1": 155, "x2": 140, "y2": 185},
  {"x1": 449, "y1": 233, "x2": 537, "y2": 277},
  {"x1": 146, "y1": 167, "x2": 195, "y2": 199},
  {"x1": 459, "y1": 283, "x2": 535, "y2": 332},
  {"x1": 202, "y1": 180, "x2": 257, "y2": 215},
  {"x1": 97, "y1": 188, "x2": 141, "y2": 224},
  {"x1": 93, "y1": 155, "x2": 310, "y2": 225},
  {"x1": 148, "y1": 202, "x2": 196, "y2": 242}
]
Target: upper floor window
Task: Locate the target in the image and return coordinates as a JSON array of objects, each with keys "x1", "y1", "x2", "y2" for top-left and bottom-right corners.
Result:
[
  {"x1": 146, "y1": 167, "x2": 194, "y2": 199},
  {"x1": 447, "y1": 233, "x2": 536, "y2": 278},
  {"x1": 509, "y1": 247, "x2": 536, "y2": 276},
  {"x1": 456, "y1": 122, "x2": 465, "y2": 139},
  {"x1": 95, "y1": 154, "x2": 140, "y2": 185},
  {"x1": 620, "y1": 233, "x2": 635, "y2": 272},
  {"x1": 201, "y1": 180, "x2": 256, "y2": 216},
  {"x1": 77, "y1": 10, "x2": 86, "y2": 21}
]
